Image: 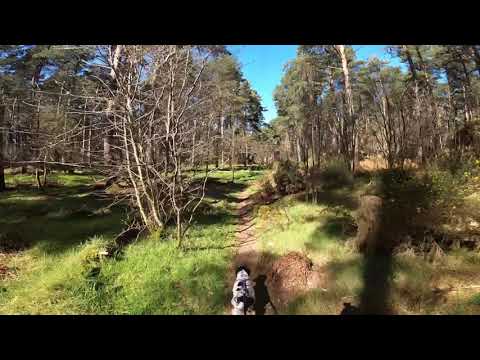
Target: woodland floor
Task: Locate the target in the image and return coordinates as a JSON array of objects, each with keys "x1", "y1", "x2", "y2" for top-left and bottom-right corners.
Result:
[
  {"x1": 0, "y1": 169, "x2": 264, "y2": 314},
  {"x1": 251, "y1": 171, "x2": 480, "y2": 315},
  {"x1": 2, "y1": 168, "x2": 480, "y2": 314}
]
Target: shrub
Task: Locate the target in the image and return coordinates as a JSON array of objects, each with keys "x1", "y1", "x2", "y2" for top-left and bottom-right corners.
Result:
[
  {"x1": 426, "y1": 166, "x2": 462, "y2": 205},
  {"x1": 471, "y1": 293, "x2": 480, "y2": 306},
  {"x1": 318, "y1": 158, "x2": 353, "y2": 189},
  {"x1": 77, "y1": 236, "x2": 113, "y2": 276},
  {"x1": 264, "y1": 160, "x2": 305, "y2": 195},
  {"x1": 375, "y1": 168, "x2": 437, "y2": 209}
]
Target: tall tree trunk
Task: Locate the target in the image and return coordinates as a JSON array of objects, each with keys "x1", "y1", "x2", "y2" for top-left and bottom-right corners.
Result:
[
  {"x1": 311, "y1": 120, "x2": 316, "y2": 168},
  {"x1": 460, "y1": 56, "x2": 473, "y2": 123},
  {"x1": 205, "y1": 117, "x2": 211, "y2": 176},
  {"x1": 104, "y1": 134, "x2": 112, "y2": 165},
  {"x1": 104, "y1": 45, "x2": 123, "y2": 166},
  {"x1": 191, "y1": 118, "x2": 197, "y2": 169},
  {"x1": 231, "y1": 123, "x2": 236, "y2": 182},
  {"x1": 81, "y1": 97, "x2": 88, "y2": 164},
  {"x1": 403, "y1": 46, "x2": 425, "y2": 164},
  {"x1": 146, "y1": 122, "x2": 153, "y2": 166},
  {"x1": 0, "y1": 158, "x2": 4, "y2": 192},
  {"x1": 285, "y1": 131, "x2": 290, "y2": 161},
  {"x1": 0, "y1": 104, "x2": 5, "y2": 191},
  {"x1": 87, "y1": 121, "x2": 92, "y2": 166},
  {"x1": 244, "y1": 129, "x2": 248, "y2": 167},
  {"x1": 296, "y1": 134, "x2": 302, "y2": 163},
  {"x1": 415, "y1": 46, "x2": 441, "y2": 159},
  {"x1": 220, "y1": 115, "x2": 225, "y2": 168},
  {"x1": 56, "y1": 83, "x2": 66, "y2": 165},
  {"x1": 337, "y1": 45, "x2": 356, "y2": 172}
]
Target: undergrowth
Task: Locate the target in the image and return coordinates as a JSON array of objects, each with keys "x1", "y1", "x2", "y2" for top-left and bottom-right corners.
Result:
[
  {"x1": 0, "y1": 169, "x2": 263, "y2": 314},
  {"x1": 254, "y1": 162, "x2": 480, "y2": 314}
]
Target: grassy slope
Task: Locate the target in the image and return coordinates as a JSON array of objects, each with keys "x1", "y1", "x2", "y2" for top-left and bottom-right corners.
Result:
[
  {"x1": 0, "y1": 169, "x2": 264, "y2": 314},
  {"x1": 254, "y1": 171, "x2": 480, "y2": 315}
]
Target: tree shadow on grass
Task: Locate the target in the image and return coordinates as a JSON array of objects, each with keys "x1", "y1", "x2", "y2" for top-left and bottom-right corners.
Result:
[
  {"x1": 356, "y1": 170, "x2": 437, "y2": 314},
  {"x1": 189, "y1": 201, "x2": 237, "y2": 227},
  {"x1": 298, "y1": 169, "x2": 439, "y2": 314},
  {"x1": 203, "y1": 179, "x2": 250, "y2": 204},
  {"x1": 0, "y1": 184, "x2": 127, "y2": 255},
  {"x1": 306, "y1": 210, "x2": 358, "y2": 252},
  {"x1": 296, "y1": 187, "x2": 359, "y2": 211},
  {"x1": 358, "y1": 252, "x2": 394, "y2": 314}
]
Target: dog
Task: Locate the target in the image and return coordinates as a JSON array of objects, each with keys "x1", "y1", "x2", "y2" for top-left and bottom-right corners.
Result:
[
  {"x1": 340, "y1": 302, "x2": 360, "y2": 315},
  {"x1": 231, "y1": 265, "x2": 255, "y2": 315}
]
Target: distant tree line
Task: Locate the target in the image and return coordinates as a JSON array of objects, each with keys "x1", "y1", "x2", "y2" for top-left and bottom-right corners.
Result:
[{"x1": 271, "y1": 45, "x2": 480, "y2": 171}]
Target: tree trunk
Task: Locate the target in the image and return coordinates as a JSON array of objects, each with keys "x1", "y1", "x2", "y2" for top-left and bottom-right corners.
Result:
[
  {"x1": 0, "y1": 104, "x2": 5, "y2": 192},
  {"x1": 57, "y1": 83, "x2": 66, "y2": 165},
  {"x1": 0, "y1": 159, "x2": 4, "y2": 192},
  {"x1": 337, "y1": 45, "x2": 356, "y2": 172},
  {"x1": 104, "y1": 45, "x2": 123, "y2": 166},
  {"x1": 176, "y1": 211, "x2": 183, "y2": 248},
  {"x1": 296, "y1": 135, "x2": 302, "y2": 164},
  {"x1": 311, "y1": 120, "x2": 316, "y2": 168},
  {"x1": 87, "y1": 122, "x2": 92, "y2": 166},
  {"x1": 42, "y1": 156, "x2": 48, "y2": 187},
  {"x1": 104, "y1": 133, "x2": 113, "y2": 165},
  {"x1": 191, "y1": 118, "x2": 197, "y2": 169},
  {"x1": 220, "y1": 115, "x2": 225, "y2": 168},
  {"x1": 231, "y1": 124, "x2": 236, "y2": 182},
  {"x1": 244, "y1": 129, "x2": 248, "y2": 167},
  {"x1": 35, "y1": 95, "x2": 41, "y2": 160},
  {"x1": 35, "y1": 168, "x2": 42, "y2": 190}
]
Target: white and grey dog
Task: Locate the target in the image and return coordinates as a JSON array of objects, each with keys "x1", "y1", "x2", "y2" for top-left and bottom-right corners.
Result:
[{"x1": 231, "y1": 265, "x2": 255, "y2": 315}]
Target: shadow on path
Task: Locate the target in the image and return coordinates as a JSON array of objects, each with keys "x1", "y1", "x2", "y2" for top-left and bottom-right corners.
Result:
[{"x1": 253, "y1": 275, "x2": 278, "y2": 315}]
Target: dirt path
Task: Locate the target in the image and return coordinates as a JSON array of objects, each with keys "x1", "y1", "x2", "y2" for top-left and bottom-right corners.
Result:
[
  {"x1": 224, "y1": 185, "x2": 262, "y2": 315},
  {"x1": 233, "y1": 190, "x2": 260, "y2": 273},
  {"x1": 223, "y1": 179, "x2": 282, "y2": 315}
]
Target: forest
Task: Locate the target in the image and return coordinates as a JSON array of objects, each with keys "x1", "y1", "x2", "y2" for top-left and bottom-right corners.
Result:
[{"x1": 1, "y1": 45, "x2": 480, "y2": 315}]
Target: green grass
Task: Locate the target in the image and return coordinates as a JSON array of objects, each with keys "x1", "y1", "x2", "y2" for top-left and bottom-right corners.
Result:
[
  {"x1": 0, "y1": 169, "x2": 264, "y2": 314},
  {"x1": 255, "y1": 190, "x2": 357, "y2": 262},
  {"x1": 205, "y1": 168, "x2": 264, "y2": 187},
  {"x1": 258, "y1": 200, "x2": 333, "y2": 254},
  {"x1": 7, "y1": 167, "x2": 479, "y2": 314},
  {"x1": 5, "y1": 172, "x2": 102, "y2": 188},
  {"x1": 1, "y1": 173, "x2": 125, "y2": 254}
]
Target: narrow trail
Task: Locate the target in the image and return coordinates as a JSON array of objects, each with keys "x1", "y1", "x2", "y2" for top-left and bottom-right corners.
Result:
[
  {"x1": 233, "y1": 190, "x2": 259, "y2": 275},
  {"x1": 224, "y1": 183, "x2": 262, "y2": 315},
  {"x1": 223, "y1": 178, "x2": 280, "y2": 315}
]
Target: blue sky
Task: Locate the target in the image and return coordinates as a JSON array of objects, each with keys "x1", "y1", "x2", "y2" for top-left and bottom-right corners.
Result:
[{"x1": 227, "y1": 45, "x2": 403, "y2": 123}]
